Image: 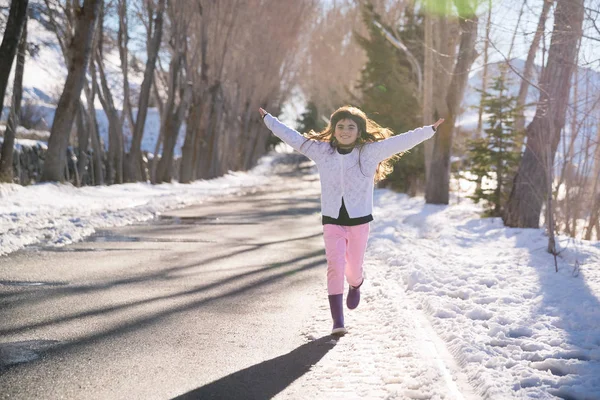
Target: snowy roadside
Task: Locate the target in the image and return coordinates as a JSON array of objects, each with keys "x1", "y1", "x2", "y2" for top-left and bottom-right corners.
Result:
[
  {"x1": 280, "y1": 175, "x2": 600, "y2": 398},
  {"x1": 0, "y1": 148, "x2": 294, "y2": 257}
]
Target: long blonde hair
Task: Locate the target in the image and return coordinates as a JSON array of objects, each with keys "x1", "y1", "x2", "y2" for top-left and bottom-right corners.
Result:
[{"x1": 300, "y1": 105, "x2": 400, "y2": 182}]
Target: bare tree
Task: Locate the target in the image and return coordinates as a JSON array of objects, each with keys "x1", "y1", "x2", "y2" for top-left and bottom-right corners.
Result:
[
  {"x1": 177, "y1": 0, "x2": 318, "y2": 183},
  {"x1": 425, "y1": 0, "x2": 479, "y2": 204},
  {"x1": 124, "y1": 0, "x2": 166, "y2": 182},
  {"x1": 503, "y1": 0, "x2": 585, "y2": 230},
  {"x1": 233, "y1": 0, "x2": 317, "y2": 171},
  {"x1": 95, "y1": 0, "x2": 124, "y2": 184},
  {"x1": 77, "y1": 6, "x2": 104, "y2": 187},
  {"x1": 422, "y1": 0, "x2": 437, "y2": 179},
  {"x1": 82, "y1": 78, "x2": 104, "y2": 186},
  {"x1": 154, "y1": 0, "x2": 192, "y2": 183},
  {"x1": 117, "y1": 0, "x2": 135, "y2": 138},
  {"x1": 297, "y1": 1, "x2": 366, "y2": 116},
  {"x1": 513, "y1": 0, "x2": 552, "y2": 137},
  {"x1": 584, "y1": 118, "x2": 600, "y2": 240},
  {"x1": 0, "y1": 0, "x2": 29, "y2": 125},
  {"x1": 179, "y1": 0, "x2": 208, "y2": 184},
  {"x1": 475, "y1": 0, "x2": 492, "y2": 139},
  {"x1": 424, "y1": 0, "x2": 460, "y2": 187},
  {"x1": 41, "y1": 0, "x2": 101, "y2": 182},
  {"x1": 193, "y1": 0, "x2": 239, "y2": 180},
  {"x1": 0, "y1": 12, "x2": 27, "y2": 182},
  {"x1": 553, "y1": 68, "x2": 600, "y2": 240}
]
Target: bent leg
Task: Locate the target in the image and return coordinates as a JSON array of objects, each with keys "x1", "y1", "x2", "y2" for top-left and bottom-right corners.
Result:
[{"x1": 345, "y1": 223, "x2": 370, "y2": 288}]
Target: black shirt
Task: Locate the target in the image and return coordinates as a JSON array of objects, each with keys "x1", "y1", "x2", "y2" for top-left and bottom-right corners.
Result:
[{"x1": 321, "y1": 146, "x2": 374, "y2": 226}]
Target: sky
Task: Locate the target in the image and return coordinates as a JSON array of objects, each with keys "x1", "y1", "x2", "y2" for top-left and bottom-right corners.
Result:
[{"x1": 481, "y1": 0, "x2": 600, "y2": 73}]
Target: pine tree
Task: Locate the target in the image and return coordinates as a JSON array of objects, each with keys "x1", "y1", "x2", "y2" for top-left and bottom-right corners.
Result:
[
  {"x1": 466, "y1": 71, "x2": 522, "y2": 217},
  {"x1": 354, "y1": 2, "x2": 425, "y2": 194},
  {"x1": 296, "y1": 101, "x2": 326, "y2": 134}
]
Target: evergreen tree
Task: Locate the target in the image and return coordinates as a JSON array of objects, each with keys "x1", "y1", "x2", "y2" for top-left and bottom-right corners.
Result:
[
  {"x1": 354, "y1": 2, "x2": 425, "y2": 194},
  {"x1": 296, "y1": 101, "x2": 326, "y2": 134},
  {"x1": 465, "y1": 71, "x2": 522, "y2": 217}
]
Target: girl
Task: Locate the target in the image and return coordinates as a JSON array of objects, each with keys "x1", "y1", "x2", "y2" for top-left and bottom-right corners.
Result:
[{"x1": 259, "y1": 105, "x2": 444, "y2": 335}]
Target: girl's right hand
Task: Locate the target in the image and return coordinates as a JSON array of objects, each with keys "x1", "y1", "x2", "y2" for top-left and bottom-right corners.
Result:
[{"x1": 259, "y1": 108, "x2": 268, "y2": 118}]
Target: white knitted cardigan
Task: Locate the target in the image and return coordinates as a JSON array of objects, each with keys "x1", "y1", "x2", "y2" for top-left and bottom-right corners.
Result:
[{"x1": 264, "y1": 114, "x2": 436, "y2": 219}]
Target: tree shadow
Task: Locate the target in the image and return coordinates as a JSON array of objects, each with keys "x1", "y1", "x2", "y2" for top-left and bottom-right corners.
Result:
[
  {"x1": 513, "y1": 231, "x2": 600, "y2": 396},
  {"x1": 0, "y1": 232, "x2": 323, "y2": 308},
  {"x1": 0, "y1": 249, "x2": 325, "y2": 336},
  {"x1": 171, "y1": 336, "x2": 336, "y2": 400},
  {"x1": 0, "y1": 251, "x2": 327, "y2": 374}
]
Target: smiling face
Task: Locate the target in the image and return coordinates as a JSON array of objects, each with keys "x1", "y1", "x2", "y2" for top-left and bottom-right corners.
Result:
[{"x1": 333, "y1": 118, "x2": 360, "y2": 148}]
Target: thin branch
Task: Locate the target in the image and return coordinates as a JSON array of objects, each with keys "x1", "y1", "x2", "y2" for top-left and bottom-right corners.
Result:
[
  {"x1": 487, "y1": 35, "x2": 549, "y2": 97},
  {"x1": 372, "y1": 19, "x2": 423, "y2": 97}
]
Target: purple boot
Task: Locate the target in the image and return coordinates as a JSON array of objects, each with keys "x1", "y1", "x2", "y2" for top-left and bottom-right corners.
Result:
[
  {"x1": 346, "y1": 279, "x2": 364, "y2": 310},
  {"x1": 328, "y1": 294, "x2": 347, "y2": 336}
]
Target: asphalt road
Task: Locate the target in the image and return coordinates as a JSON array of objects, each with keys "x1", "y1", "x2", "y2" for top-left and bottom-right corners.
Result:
[{"x1": 0, "y1": 156, "x2": 336, "y2": 399}]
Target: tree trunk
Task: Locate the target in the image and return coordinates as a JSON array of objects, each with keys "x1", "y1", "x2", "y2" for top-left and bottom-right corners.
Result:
[
  {"x1": 427, "y1": 2, "x2": 456, "y2": 186},
  {"x1": 423, "y1": 0, "x2": 434, "y2": 180},
  {"x1": 118, "y1": 0, "x2": 135, "y2": 136},
  {"x1": 425, "y1": 2, "x2": 478, "y2": 204},
  {"x1": 248, "y1": 121, "x2": 269, "y2": 169},
  {"x1": 476, "y1": 0, "x2": 492, "y2": 138},
  {"x1": 584, "y1": 120, "x2": 600, "y2": 240},
  {"x1": 93, "y1": 0, "x2": 120, "y2": 185},
  {"x1": 77, "y1": 13, "x2": 99, "y2": 187},
  {"x1": 238, "y1": 99, "x2": 254, "y2": 171},
  {"x1": 125, "y1": 0, "x2": 166, "y2": 182},
  {"x1": 95, "y1": 46, "x2": 124, "y2": 185},
  {"x1": 179, "y1": 95, "x2": 202, "y2": 183},
  {"x1": 503, "y1": 0, "x2": 584, "y2": 228},
  {"x1": 41, "y1": 0, "x2": 100, "y2": 182},
  {"x1": 586, "y1": 191, "x2": 600, "y2": 241},
  {"x1": 197, "y1": 83, "x2": 222, "y2": 180},
  {"x1": 514, "y1": 0, "x2": 552, "y2": 138},
  {"x1": 83, "y1": 81, "x2": 104, "y2": 185},
  {"x1": 76, "y1": 101, "x2": 89, "y2": 186},
  {"x1": 88, "y1": 103, "x2": 104, "y2": 186},
  {"x1": 0, "y1": 0, "x2": 28, "y2": 118},
  {"x1": 207, "y1": 84, "x2": 225, "y2": 179},
  {"x1": 75, "y1": 104, "x2": 90, "y2": 187},
  {"x1": 157, "y1": 81, "x2": 191, "y2": 183},
  {"x1": 243, "y1": 117, "x2": 259, "y2": 170},
  {"x1": 154, "y1": 25, "x2": 185, "y2": 183},
  {"x1": 0, "y1": 16, "x2": 27, "y2": 182},
  {"x1": 193, "y1": 93, "x2": 214, "y2": 179},
  {"x1": 564, "y1": 64, "x2": 580, "y2": 235}
]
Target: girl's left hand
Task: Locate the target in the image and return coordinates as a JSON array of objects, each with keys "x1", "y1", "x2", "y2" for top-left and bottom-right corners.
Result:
[{"x1": 433, "y1": 118, "x2": 445, "y2": 130}]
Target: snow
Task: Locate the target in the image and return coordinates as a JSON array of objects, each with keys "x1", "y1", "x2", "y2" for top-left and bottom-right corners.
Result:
[
  {"x1": 0, "y1": 145, "x2": 284, "y2": 256},
  {"x1": 285, "y1": 167, "x2": 600, "y2": 399},
  {"x1": 0, "y1": 136, "x2": 47, "y2": 150},
  {"x1": 0, "y1": 125, "x2": 50, "y2": 139},
  {"x1": 1, "y1": 147, "x2": 600, "y2": 398}
]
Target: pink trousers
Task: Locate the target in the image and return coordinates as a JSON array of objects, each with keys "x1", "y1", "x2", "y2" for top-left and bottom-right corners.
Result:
[{"x1": 323, "y1": 223, "x2": 370, "y2": 295}]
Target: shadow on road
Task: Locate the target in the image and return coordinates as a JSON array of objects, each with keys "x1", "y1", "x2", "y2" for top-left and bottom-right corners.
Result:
[
  {"x1": 0, "y1": 248, "x2": 325, "y2": 336},
  {"x1": 171, "y1": 336, "x2": 336, "y2": 400}
]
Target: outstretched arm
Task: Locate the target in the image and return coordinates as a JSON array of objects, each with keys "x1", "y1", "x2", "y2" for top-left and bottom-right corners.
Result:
[
  {"x1": 368, "y1": 118, "x2": 445, "y2": 162},
  {"x1": 259, "y1": 108, "x2": 323, "y2": 161}
]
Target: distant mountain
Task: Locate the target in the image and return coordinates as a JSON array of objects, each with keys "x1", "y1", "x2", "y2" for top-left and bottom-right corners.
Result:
[
  {"x1": 458, "y1": 59, "x2": 600, "y2": 169},
  {"x1": 460, "y1": 58, "x2": 600, "y2": 130}
]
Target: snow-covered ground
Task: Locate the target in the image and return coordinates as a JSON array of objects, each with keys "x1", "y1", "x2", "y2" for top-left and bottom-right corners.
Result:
[
  {"x1": 1, "y1": 147, "x2": 600, "y2": 399},
  {"x1": 0, "y1": 149, "x2": 279, "y2": 256},
  {"x1": 286, "y1": 188, "x2": 600, "y2": 399}
]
